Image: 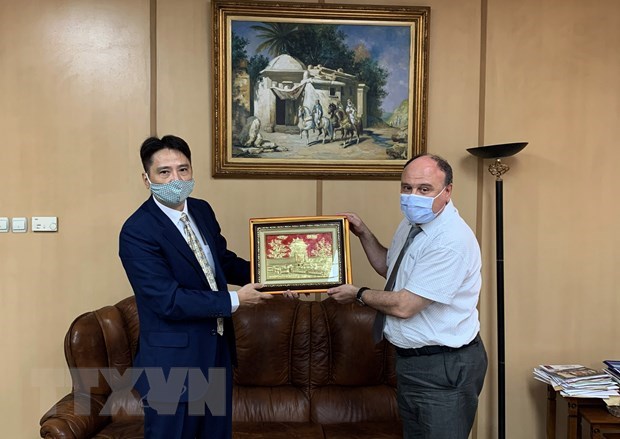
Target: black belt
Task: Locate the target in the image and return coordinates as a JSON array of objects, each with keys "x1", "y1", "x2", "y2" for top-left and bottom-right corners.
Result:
[{"x1": 394, "y1": 334, "x2": 481, "y2": 357}]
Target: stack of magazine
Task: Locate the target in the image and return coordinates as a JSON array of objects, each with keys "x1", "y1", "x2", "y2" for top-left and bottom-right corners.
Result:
[
  {"x1": 604, "y1": 360, "x2": 620, "y2": 385},
  {"x1": 603, "y1": 361, "x2": 620, "y2": 406},
  {"x1": 533, "y1": 364, "x2": 619, "y2": 398}
]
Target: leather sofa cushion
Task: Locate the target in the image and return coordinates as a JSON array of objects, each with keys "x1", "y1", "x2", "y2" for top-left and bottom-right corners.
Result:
[
  {"x1": 311, "y1": 385, "x2": 399, "y2": 424},
  {"x1": 233, "y1": 386, "x2": 310, "y2": 422},
  {"x1": 91, "y1": 420, "x2": 143, "y2": 439},
  {"x1": 322, "y1": 421, "x2": 403, "y2": 439},
  {"x1": 232, "y1": 422, "x2": 324, "y2": 439}
]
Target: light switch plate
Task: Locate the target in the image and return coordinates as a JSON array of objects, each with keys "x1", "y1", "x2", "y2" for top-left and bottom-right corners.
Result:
[
  {"x1": 12, "y1": 217, "x2": 27, "y2": 233},
  {"x1": 0, "y1": 217, "x2": 8, "y2": 232},
  {"x1": 32, "y1": 216, "x2": 58, "y2": 232}
]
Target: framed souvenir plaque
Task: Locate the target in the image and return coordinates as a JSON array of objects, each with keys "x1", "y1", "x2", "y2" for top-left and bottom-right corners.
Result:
[{"x1": 250, "y1": 215, "x2": 352, "y2": 293}]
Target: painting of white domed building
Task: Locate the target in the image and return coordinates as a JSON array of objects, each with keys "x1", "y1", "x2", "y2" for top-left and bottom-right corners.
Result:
[{"x1": 213, "y1": 2, "x2": 429, "y2": 178}]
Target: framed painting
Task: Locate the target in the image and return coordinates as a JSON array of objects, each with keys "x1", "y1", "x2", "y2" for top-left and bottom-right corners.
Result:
[
  {"x1": 212, "y1": 1, "x2": 430, "y2": 179},
  {"x1": 250, "y1": 215, "x2": 352, "y2": 293}
]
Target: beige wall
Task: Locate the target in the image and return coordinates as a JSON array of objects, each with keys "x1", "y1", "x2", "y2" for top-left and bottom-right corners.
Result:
[
  {"x1": 0, "y1": 0, "x2": 151, "y2": 435},
  {"x1": 1, "y1": 0, "x2": 619, "y2": 437},
  {"x1": 481, "y1": 0, "x2": 620, "y2": 437}
]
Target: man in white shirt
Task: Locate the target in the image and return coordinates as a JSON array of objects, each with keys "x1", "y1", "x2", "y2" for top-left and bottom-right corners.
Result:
[{"x1": 327, "y1": 154, "x2": 487, "y2": 439}]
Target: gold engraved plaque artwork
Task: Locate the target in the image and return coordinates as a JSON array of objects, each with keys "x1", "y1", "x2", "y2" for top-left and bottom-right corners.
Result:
[{"x1": 250, "y1": 216, "x2": 352, "y2": 293}]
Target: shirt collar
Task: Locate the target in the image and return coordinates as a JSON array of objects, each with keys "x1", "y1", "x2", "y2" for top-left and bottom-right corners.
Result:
[{"x1": 152, "y1": 195, "x2": 188, "y2": 225}]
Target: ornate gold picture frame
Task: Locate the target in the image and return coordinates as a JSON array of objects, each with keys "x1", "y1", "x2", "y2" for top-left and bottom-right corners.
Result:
[
  {"x1": 250, "y1": 216, "x2": 352, "y2": 293},
  {"x1": 212, "y1": 1, "x2": 430, "y2": 179}
]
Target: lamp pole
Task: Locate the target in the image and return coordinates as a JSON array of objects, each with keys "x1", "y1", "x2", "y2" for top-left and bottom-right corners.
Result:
[
  {"x1": 489, "y1": 159, "x2": 510, "y2": 439},
  {"x1": 466, "y1": 142, "x2": 527, "y2": 439}
]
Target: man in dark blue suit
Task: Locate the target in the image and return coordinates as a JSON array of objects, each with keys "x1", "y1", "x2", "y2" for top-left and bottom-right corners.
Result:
[{"x1": 119, "y1": 135, "x2": 272, "y2": 439}]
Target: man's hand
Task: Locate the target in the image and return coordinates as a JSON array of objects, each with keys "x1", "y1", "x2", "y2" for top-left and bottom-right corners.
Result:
[
  {"x1": 340, "y1": 212, "x2": 369, "y2": 238},
  {"x1": 339, "y1": 212, "x2": 388, "y2": 277},
  {"x1": 326, "y1": 284, "x2": 358, "y2": 304},
  {"x1": 238, "y1": 283, "x2": 273, "y2": 306},
  {"x1": 282, "y1": 290, "x2": 311, "y2": 299}
]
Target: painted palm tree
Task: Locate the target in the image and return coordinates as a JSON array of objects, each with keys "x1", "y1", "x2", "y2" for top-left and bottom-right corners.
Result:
[{"x1": 250, "y1": 22, "x2": 299, "y2": 57}]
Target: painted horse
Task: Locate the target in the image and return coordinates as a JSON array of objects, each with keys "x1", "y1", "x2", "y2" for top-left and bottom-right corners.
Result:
[
  {"x1": 296, "y1": 105, "x2": 334, "y2": 145},
  {"x1": 327, "y1": 102, "x2": 363, "y2": 147}
]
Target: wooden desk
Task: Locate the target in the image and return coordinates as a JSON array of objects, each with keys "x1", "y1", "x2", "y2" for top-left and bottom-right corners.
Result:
[
  {"x1": 547, "y1": 385, "x2": 606, "y2": 439},
  {"x1": 579, "y1": 406, "x2": 620, "y2": 439}
]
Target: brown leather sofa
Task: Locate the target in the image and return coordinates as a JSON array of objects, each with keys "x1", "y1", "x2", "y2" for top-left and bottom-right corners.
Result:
[{"x1": 40, "y1": 296, "x2": 402, "y2": 439}]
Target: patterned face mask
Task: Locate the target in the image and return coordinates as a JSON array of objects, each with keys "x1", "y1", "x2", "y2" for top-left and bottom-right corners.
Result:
[{"x1": 145, "y1": 174, "x2": 195, "y2": 206}]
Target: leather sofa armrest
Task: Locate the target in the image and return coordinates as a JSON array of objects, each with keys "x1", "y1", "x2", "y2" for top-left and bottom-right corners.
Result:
[{"x1": 40, "y1": 392, "x2": 110, "y2": 439}]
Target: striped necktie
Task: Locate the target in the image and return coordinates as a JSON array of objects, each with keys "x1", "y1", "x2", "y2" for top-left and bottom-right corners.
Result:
[
  {"x1": 180, "y1": 213, "x2": 223, "y2": 336},
  {"x1": 372, "y1": 225, "x2": 423, "y2": 343}
]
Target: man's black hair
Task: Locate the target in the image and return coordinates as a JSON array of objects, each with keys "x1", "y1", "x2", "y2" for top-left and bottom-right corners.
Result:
[{"x1": 140, "y1": 135, "x2": 192, "y2": 173}]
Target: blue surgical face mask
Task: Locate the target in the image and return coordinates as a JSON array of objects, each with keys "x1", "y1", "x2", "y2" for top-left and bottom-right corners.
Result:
[
  {"x1": 400, "y1": 187, "x2": 446, "y2": 225},
  {"x1": 146, "y1": 174, "x2": 194, "y2": 206}
]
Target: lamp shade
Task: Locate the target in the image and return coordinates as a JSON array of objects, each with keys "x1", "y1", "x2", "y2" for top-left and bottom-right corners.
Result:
[{"x1": 466, "y1": 142, "x2": 528, "y2": 159}]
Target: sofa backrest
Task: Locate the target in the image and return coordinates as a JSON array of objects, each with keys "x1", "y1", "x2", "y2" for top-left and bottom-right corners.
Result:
[
  {"x1": 63, "y1": 296, "x2": 142, "y2": 422},
  {"x1": 65, "y1": 296, "x2": 139, "y2": 395},
  {"x1": 309, "y1": 298, "x2": 398, "y2": 423},
  {"x1": 232, "y1": 296, "x2": 398, "y2": 424},
  {"x1": 233, "y1": 297, "x2": 313, "y2": 422},
  {"x1": 63, "y1": 295, "x2": 398, "y2": 424}
]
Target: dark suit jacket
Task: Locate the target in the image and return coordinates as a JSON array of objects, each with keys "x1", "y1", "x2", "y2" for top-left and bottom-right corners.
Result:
[{"x1": 119, "y1": 196, "x2": 250, "y2": 402}]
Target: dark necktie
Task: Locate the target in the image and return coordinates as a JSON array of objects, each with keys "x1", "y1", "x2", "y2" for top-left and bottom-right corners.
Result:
[{"x1": 372, "y1": 225, "x2": 423, "y2": 343}]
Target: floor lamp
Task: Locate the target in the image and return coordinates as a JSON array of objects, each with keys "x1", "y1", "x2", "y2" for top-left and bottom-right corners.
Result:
[{"x1": 466, "y1": 142, "x2": 528, "y2": 439}]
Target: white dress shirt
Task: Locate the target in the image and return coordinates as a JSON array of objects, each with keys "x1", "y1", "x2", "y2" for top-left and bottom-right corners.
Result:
[{"x1": 384, "y1": 201, "x2": 481, "y2": 348}]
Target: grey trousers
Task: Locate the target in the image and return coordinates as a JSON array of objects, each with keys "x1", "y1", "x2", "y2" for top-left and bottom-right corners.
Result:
[{"x1": 395, "y1": 337, "x2": 488, "y2": 439}]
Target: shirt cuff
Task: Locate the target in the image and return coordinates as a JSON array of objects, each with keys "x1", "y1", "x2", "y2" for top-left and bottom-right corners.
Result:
[{"x1": 229, "y1": 291, "x2": 239, "y2": 313}]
